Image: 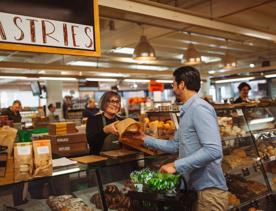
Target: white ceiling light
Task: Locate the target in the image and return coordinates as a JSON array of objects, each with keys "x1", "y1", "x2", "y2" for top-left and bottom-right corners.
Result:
[
  {"x1": 96, "y1": 73, "x2": 130, "y2": 78},
  {"x1": 67, "y1": 61, "x2": 98, "y2": 67},
  {"x1": 129, "y1": 64, "x2": 168, "y2": 71},
  {"x1": 265, "y1": 74, "x2": 276, "y2": 78},
  {"x1": 111, "y1": 47, "x2": 134, "y2": 55},
  {"x1": 208, "y1": 70, "x2": 216, "y2": 74},
  {"x1": 249, "y1": 63, "x2": 255, "y2": 68},
  {"x1": 156, "y1": 80, "x2": 173, "y2": 83},
  {"x1": 133, "y1": 35, "x2": 156, "y2": 61},
  {"x1": 39, "y1": 77, "x2": 77, "y2": 81},
  {"x1": 215, "y1": 77, "x2": 255, "y2": 84},
  {"x1": 124, "y1": 79, "x2": 150, "y2": 83},
  {"x1": 86, "y1": 78, "x2": 117, "y2": 82},
  {"x1": 0, "y1": 76, "x2": 27, "y2": 80}
]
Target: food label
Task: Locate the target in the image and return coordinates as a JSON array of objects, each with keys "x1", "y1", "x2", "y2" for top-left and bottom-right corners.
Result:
[
  {"x1": 58, "y1": 146, "x2": 70, "y2": 151},
  {"x1": 270, "y1": 156, "x2": 276, "y2": 161},
  {"x1": 17, "y1": 146, "x2": 31, "y2": 155},
  {"x1": 57, "y1": 138, "x2": 69, "y2": 143},
  {"x1": 236, "y1": 109, "x2": 243, "y2": 116},
  {"x1": 37, "y1": 146, "x2": 49, "y2": 154}
]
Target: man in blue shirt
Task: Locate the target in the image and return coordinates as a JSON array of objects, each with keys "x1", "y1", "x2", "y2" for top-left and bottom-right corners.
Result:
[{"x1": 134, "y1": 66, "x2": 228, "y2": 211}]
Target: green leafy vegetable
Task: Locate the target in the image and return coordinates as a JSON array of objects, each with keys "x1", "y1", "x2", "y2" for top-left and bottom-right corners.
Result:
[{"x1": 130, "y1": 168, "x2": 181, "y2": 193}]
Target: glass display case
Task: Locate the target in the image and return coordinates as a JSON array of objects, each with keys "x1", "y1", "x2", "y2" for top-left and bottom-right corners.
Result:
[
  {"x1": 0, "y1": 151, "x2": 173, "y2": 211},
  {"x1": 146, "y1": 105, "x2": 276, "y2": 211}
]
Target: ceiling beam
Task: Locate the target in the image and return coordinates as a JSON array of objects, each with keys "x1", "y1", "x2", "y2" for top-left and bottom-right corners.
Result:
[
  {"x1": 99, "y1": 0, "x2": 276, "y2": 42},
  {"x1": 0, "y1": 62, "x2": 174, "y2": 77}
]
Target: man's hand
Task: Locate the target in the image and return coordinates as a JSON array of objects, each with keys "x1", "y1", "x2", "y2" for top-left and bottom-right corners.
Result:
[
  {"x1": 103, "y1": 122, "x2": 118, "y2": 135},
  {"x1": 159, "y1": 162, "x2": 176, "y2": 174},
  {"x1": 131, "y1": 129, "x2": 146, "y2": 142}
]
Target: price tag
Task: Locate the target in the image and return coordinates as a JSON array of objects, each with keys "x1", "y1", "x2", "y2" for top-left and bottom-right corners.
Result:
[
  {"x1": 270, "y1": 156, "x2": 276, "y2": 161},
  {"x1": 17, "y1": 146, "x2": 31, "y2": 155},
  {"x1": 236, "y1": 109, "x2": 243, "y2": 116},
  {"x1": 253, "y1": 162, "x2": 261, "y2": 172},
  {"x1": 37, "y1": 146, "x2": 49, "y2": 154}
]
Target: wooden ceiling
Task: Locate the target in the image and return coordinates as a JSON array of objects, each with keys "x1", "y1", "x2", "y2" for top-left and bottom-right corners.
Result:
[{"x1": 1, "y1": 0, "x2": 276, "y2": 80}]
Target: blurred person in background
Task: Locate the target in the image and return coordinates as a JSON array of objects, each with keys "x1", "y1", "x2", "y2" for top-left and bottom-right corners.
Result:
[
  {"x1": 82, "y1": 98, "x2": 99, "y2": 118},
  {"x1": 48, "y1": 103, "x2": 59, "y2": 122},
  {"x1": 233, "y1": 82, "x2": 251, "y2": 104},
  {"x1": 3, "y1": 100, "x2": 22, "y2": 123}
]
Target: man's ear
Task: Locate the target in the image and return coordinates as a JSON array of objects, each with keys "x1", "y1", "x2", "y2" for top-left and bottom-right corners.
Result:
[{"x1": 179, "y1": 81, "x2": 185, "y2": 90}]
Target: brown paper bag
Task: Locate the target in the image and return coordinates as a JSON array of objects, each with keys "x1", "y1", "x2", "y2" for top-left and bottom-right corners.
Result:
[
  {"x1": 33, "y1": 140, "x2": 52, "y2": 177},
  {"x1": 0, "y1": 126, "x2": 17, "y2": 158},
  {"x1": 115, "y1": 118, "x2": 141, "y2": 139},
  {"x1": 14, "y1": 142, "x2": 33, "y2": 181}
]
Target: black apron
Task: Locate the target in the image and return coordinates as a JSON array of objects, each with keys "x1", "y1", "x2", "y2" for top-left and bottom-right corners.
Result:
[{"x1": 101, "y1": 115, "x2": 121, "y2": 151}]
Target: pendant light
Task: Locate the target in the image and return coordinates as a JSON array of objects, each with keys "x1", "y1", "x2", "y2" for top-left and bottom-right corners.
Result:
[
  {"x1": 223, "y1": 39, "x2": 237, "y2": 68},
  {"x1": 183, "y1": 32, "x2": 201, "y2": 65},
  {"x1": 133, "y1": 25, "x2": 156, "y2": 61}
]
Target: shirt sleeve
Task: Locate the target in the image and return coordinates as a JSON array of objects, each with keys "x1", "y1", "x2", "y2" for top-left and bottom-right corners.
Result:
[
  {"x1": 144, "y1": 130, "x2": 179, "y2": 154},
  {"x1": 174, "y1": 105, "x2": 223, "y2": 174}
]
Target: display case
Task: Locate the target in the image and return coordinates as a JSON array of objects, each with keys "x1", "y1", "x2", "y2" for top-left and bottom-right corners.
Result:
[
  {"x1": 0, "y1": 151, "x2": 174, "y2": 211},
  {"x1": 145, "y1": 104, "x2": 276, "y2": 211}
]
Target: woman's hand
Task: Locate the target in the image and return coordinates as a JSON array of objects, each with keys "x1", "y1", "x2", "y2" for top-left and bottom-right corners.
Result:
[{"x1": 103, "y1": 122, "x2": 118, "y2": 135}]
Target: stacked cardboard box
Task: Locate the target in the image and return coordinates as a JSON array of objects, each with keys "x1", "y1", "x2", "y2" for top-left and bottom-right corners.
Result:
[
  {"x1": 32, "y1": 117, "x2": 49, "y2": 129},
  {"x1": 48, "y1": 122, "x2": 77, "y2": 135},
  {"x1": 44, "y1": 133, "x2": 88, "y2": 157}
]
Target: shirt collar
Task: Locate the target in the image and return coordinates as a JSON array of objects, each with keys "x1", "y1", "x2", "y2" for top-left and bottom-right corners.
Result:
[{"x1": 180, "y1": 94, "x2": 199, "y2": 116}]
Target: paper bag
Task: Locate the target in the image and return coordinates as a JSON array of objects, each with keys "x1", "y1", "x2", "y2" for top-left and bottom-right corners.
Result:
[
  {"x1": 14, "y1": 142, "x2": 33, "y2": 181},
  {"x1": 33, "y1": 140, "x2": 53, "y2": 177},
  {"x1": 0, "y1": 126, "x2": 17, "y2": 158}
]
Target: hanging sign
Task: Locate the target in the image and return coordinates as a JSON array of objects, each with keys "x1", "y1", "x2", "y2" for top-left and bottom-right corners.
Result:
[
  {"x1": 0, "y1": 0, "x2": 100, "y2": 57},
  {"x1": 149, "y1": 80, "x2": 164, "y2": 92}
]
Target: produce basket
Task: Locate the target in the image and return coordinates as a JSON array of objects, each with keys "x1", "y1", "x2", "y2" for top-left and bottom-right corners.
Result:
[{"x1": 128, "y1": 169, "x2": 197, "y2": 211}]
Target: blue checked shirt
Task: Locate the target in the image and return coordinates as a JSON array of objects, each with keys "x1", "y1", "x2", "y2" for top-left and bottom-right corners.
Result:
[{"x1": 145, "y1": 94, "x2": 227, "y2": 191}]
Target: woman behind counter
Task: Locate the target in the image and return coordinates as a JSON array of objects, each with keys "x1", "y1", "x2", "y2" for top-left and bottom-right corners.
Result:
[
  {"x1": 234, "y1": 82, "x2": 251, "y2": 104},
  {"x1": 86, "y1": 91, "x2": 123, "y2": 155}
]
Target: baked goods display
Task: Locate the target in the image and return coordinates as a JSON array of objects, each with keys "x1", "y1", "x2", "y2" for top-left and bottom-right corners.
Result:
[
  {"x1": 227, "y1": 174, "x2": 267, "y2": 202},
  {"x1": 218, "y1": 117, "x2": 246, "y2": 137},
  {"x1": 228, "y1": 192, "x2": 240, "y2": 207},
  {"x1": 222, "y1": 148, "x2": 255, "y2": 172},
  {"x1": 90, "y1": 184, "x2": 133, "y2": 210},
  {"x1": 257, "y1": 142, "x2": 276, "y2": 159},
  {"x1": 47, "y1": 195, "x2": 92, "y2": 211},
  {"x1": 143, "y1": 118, "x2": 175, "y2": 139}
]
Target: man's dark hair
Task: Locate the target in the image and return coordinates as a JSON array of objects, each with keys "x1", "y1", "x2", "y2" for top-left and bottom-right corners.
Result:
[
  {"x1": 173, "y1": 66, "x2": 201, "y2": 92},
  {"x1": 48, "y1": 103, "x2": 54, "y2": 111},
  {"x1": 238, "y1": 82, "x2": 251, "y2": 92},
  {"x1": 99, "y1": 91, "x2": 121, "y2": 111},
  {"x1": 13, "y1": 100, "x2": 21, "y2": 106}
]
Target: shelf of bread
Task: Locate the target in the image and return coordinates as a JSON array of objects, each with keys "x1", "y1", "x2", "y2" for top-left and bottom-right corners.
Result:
[
  {"x1": 226, "y1": 174, "x2": 268, "y2": 205},
  {"x1": 222, "y1": 148, "x2": 261, "y2": 176}
]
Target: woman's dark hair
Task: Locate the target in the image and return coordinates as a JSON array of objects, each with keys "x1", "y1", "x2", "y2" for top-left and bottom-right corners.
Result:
[
  {"x1": 99, "y1": 91, "x2": 121, "y2": 111},
  {"x1": 238, "y1": 82, "x2": 251, "y2": 92},
  {"x1": 48, "y1": 103, "x2": 54, "y2": 110},
  {"x1": 173, "y1": 66, "x2": 201, "y2": 92},
  {"x1": 13, "y1": 100, "x2": 21, "y2": 106}
]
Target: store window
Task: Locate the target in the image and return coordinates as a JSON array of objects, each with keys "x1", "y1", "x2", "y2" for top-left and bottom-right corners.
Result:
[{"x1": 0, "y1": 90, "x2": 39, "y2": 108}]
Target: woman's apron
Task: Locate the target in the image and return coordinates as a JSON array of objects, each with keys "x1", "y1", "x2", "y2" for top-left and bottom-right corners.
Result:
[{"x1": 101, "y1": 115, "x2": 121, "y2": 151}]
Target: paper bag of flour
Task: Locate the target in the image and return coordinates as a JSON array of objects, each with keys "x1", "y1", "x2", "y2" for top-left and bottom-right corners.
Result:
[
  {"x1": 14, "y1": 142, "x2": 33, "y2": 181},
  {"x1": 33, "y1": 140, "x2": 52, "y2": 177}
]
